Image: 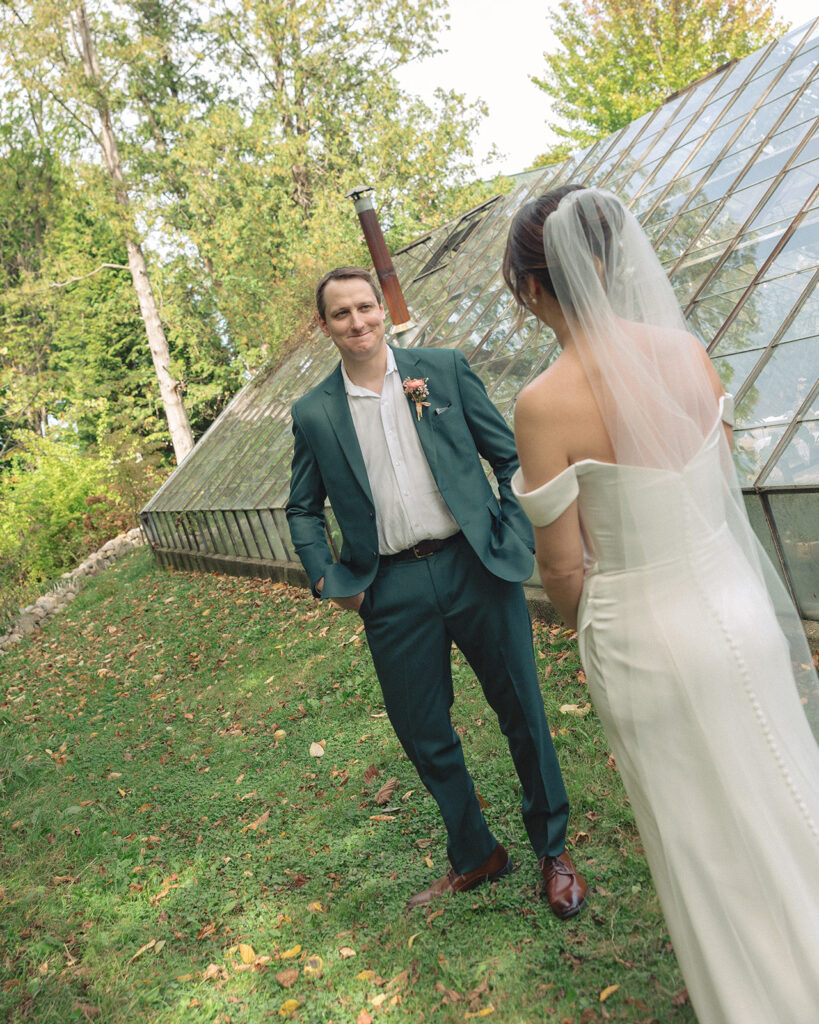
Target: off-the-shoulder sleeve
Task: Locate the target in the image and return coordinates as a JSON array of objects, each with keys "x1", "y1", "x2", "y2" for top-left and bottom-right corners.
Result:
[
  {"x1": 511, "y1": 465, "x2": 579, "y2": 528},
  {"x1": 721, "y1": 393, "x2": 734, "y2": 427}
]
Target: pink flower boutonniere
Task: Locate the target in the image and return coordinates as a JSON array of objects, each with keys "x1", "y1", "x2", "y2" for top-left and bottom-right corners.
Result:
[{"x1": 402, "y1": 377, "x2": 430, "y2": 421}]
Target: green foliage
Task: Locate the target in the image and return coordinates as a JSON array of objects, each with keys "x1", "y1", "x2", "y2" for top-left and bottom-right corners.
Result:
[
  {"x1": 0, "y1": 551, "x2": 699, "y2": 1022},
  {"x1": 0, "y1": 430, "x2": 164, "y2": 622},
  {"x1": 531, "y1": 0, "x2": 787, "y2": 160}
]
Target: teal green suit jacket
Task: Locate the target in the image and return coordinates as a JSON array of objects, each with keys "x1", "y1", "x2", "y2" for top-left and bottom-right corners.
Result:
[{"x1": 286, "y1": 346, "x2": 535, "y2": 599}]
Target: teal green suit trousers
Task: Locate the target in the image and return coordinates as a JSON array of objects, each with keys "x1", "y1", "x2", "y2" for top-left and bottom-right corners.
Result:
[{"x1": 360, "y1": 533, "x2": 569, "y2": 873}]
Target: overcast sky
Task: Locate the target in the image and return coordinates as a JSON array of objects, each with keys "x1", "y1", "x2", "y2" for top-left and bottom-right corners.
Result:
[{"x1": 395, "y1": 1, "x2": 817, "y2": 177}]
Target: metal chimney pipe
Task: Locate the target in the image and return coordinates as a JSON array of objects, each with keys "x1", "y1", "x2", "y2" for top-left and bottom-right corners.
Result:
[{"x1": 346, "y1": 185, "x2": 414, "y2": 333}]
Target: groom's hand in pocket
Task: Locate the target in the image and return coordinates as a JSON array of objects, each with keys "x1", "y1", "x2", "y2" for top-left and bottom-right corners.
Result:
[{"x1": 316, "y1": 577, "x2": 364, "y2": 613}]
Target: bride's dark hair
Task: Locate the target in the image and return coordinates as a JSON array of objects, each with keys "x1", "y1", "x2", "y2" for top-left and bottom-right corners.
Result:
[{"x1": 503, "y1": 184, "x2": 625, "y2": 315}]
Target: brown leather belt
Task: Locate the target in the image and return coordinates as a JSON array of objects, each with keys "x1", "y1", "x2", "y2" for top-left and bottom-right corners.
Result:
[{"x1": 379, "y1": 532, "x2": 461, "y2": 565}]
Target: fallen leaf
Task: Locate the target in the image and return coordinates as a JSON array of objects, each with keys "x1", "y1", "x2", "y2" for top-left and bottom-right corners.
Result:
[
  {"x1": 559, "y1": 703, "x2": 592, "y2": 717},
  {"x1": 176, "y1": 974, "x2": 195, "y2": 981},
  {"x1": 202, "y1": 963, "x2": 227, "y2": 981},
  {"x1": 434, "y1": 981, "x2": 461, "y2": 1003},
  {"x1": 131, "y1": 938, "x2": 156, "y2": 961},
  {"x1": 407, "y1": 932, "x2": 421, "y2": 949},
  {"x1": 278, "y1": 998, "x2": 301, "y2": 1017},
  {"x1": 275, "y1": 968, "x2": 299, "y2": 988},
  {"x1": 356, "y1": 1012, "x2": 373, "y2": 1024},
  {"x1": 307, "y1": 901, "x2": 324, "y2": 913},
  {"x1": 197, "y1": 922, "x2": 217, "y2": 940},
  {"x1": 424, "y1": 855, "x2": 434, "y2": 868},
  {"x1": 402, "y1": 790, "x2": 415, "y2": 802},
  {"x1": 273, "y1": 730, "x2": 286, "y2": 741},
  {"x1": 369, "y1": 814, "x2": 396, "y2": 822},
  {"x1": 239, "y1": 943, "x2": 256, "y2": 964},
  {"x1": 373, "y1": 777, "x2": 398, "y2": 805},
  {"x1": 363, "y1": 764, "x2": 379, "y2": 783},
  {"x1": 280, "y1": 944, "x2": 302, "y2": 960},
  {"x1": 370, "y1": 993, "x2": 387, "y2": 1008},
  {"x1": 246, "y1": 810, "x2": 270, "y2": 831},
  {"x1": 303, "y1": 955, "x2": 323, "y2": 978},
  {"x1": 599, "y1": 984, "x2": 620, "y2": 1002},
  {"x1": 357, "y1": 970, "x2": 377, "y2": 981},
  {"x1": 309, "y1": 742, "x2": 325, "y2": 758},
  {"x1": 672, "y1": 988, "x2": 690, "y2": 1007},
  {"x1": 339, "y1": 946, "x2": 357, "y2": 959},
  {"x1": 464, "y1": 1007, "x2": 495, "y2": 1019}
]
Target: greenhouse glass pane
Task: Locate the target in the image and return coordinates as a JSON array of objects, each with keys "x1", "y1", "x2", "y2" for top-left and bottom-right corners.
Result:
[
  {"x1": 738, "y1": 123, "x2": 815, "y2": 188},
  {"x1": 735, "y1": 338, "x2": 817, "y2": 426},
  {"x1": 764, "y1": 418, "x2": 819, "y2": 485},
  {"x1": 743, "y1": 165, "x2": 817, "y2": 238},
  {"x1": 743, "y1": 493, "x2": 787, "y2": 586},
  {"x1": 732, "y1": 423, "x2": 787, "y2": 485},
  {"x1": 760, "y1": 208, "x2": 819, "y2": 277},
  {"x1": 708, "y1": 275, "x2": 811, "y2": 354},
  {"x1": 767, "y1": 41, "x2": 819, "y2": 102},
  {"x1": 779, "y1": 284, "x2": 819, "y2": 343},
  {"x1": 767, "y1": 492, "x2": 819, "y2": 617},
  {"x1": 711, "y1": 348, "x2": 765, "y2": 395}
]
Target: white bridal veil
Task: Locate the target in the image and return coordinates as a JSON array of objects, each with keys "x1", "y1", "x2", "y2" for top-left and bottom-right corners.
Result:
[{"x1": 541, "y1": 188, "x2": 819, "y2": 746}]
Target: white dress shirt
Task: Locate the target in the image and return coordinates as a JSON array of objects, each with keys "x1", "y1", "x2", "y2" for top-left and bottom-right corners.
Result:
[{"x1": 341, "y1": 348, "x2": 459, "y2": 555}]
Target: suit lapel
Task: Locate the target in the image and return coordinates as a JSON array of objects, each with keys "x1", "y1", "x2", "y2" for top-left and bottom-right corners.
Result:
[
  {"x1": 321, "y1": 365, "x2": 374, "y2": 504},
  {"x1": 393, "y1": 347, "x2": 438, "y2": 476}
]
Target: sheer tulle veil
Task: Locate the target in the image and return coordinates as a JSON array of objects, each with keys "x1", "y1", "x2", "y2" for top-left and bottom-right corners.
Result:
[{"x1": 540, "y1": 188, "x2": 819, "y2": 750}]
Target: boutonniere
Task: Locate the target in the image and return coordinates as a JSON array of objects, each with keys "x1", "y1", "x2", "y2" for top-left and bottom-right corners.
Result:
[{"x1": 402, "y1": 377, "x2": 430, "y2": 421}]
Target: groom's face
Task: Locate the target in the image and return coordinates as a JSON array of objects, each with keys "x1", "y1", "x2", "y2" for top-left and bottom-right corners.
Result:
[{"x1": 319, "y1": 278, "x2": 386, "y2": 366}]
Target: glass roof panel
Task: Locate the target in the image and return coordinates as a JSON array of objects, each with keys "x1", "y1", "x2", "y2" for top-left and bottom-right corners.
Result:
[
  {"x1": 762, "y1": 419, "x2": 819, "y2": 486},
  {"x1": 734, "y1": 337, "x2": 817, "y2": 426},
  {"x1": 732, "y1": 424, "x2": 788, "y2": 485}
]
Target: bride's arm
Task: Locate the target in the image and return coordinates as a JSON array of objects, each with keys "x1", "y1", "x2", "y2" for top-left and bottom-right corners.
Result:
[{"x1": 514, "y1": 381, "x2": 585, "y2": 629}]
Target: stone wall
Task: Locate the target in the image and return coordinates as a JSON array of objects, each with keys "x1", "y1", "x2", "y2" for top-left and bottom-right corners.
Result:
[{"x1": 0, "y1": 527, "x2": 146, "y2": 652}]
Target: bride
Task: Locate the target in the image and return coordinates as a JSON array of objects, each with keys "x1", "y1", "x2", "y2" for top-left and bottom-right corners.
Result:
[{"x1": 503, "y1": 186, "x2": 819, "y2": 1023}]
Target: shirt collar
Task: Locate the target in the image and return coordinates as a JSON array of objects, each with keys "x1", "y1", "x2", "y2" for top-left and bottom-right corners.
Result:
[{"x1": 341, "y1": 346, "x2": 397, "y2": 397}]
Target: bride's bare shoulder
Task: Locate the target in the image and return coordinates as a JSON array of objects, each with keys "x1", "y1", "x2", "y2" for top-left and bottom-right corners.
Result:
[{"x1": 516, "y1": 353, "x2": 586, "y2": 420}]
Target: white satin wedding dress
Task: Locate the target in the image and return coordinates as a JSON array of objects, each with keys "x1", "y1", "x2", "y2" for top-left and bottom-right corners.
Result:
[{"x1": 514, "y1": 396, "x2": 819, "y2": 1024}]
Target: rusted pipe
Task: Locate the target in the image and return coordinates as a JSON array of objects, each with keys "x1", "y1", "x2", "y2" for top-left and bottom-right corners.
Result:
[{"x1": 346, "y1": 186, "x2": 413, "y2": 333}]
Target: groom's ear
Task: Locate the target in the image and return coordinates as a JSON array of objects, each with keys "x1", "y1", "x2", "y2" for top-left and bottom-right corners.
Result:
[{"x1": 318, "y1": 317, "x2": 330, "y2": 337}]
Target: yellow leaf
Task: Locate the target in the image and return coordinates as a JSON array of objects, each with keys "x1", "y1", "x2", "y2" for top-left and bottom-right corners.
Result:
[
  {"x1": 307, "y1": 901, "x2": 324, "y2": 913},
  {"x1": 407, "y1": 933, "x2": 421, "y2": 949},
  {"x1": 600, "y1": 984, "x2": 620, "y2": 1002},
  {"x1": 370, "y1": 993, "x2": 387, "y2": 1008},
  {"x1": 176, "y1": 973, "x2": 195, "y2": 981},
  {"x1": 280, "y1": 945, "x2": 302, "y2": 960},
  {"x1": 357, "y1": 970, "x2": 377, "y2": 981},
  {"x1": 303, "y1": 955, "x2": 323, "y2": 977},
  {"x1": 278, "y1": 998, "x2": 301, "y2": 1017},
  {"x1": 131, "y1": 938, "x2": 156, "y2": 961},
  {"x1": 424, "y1": 855, "x2": 433, "y2": 868},
  {"x1": 464, "y1": 1006, "x2": 495, "y2": 1019},
  {"x1": 559, "y1": 703, "x2": 592, "y2": 717},
  {"x1": 117, "y1": 788, "x2": 127, "y2": 797},
  {"x1": 273, "y1": 730, "x2": 286, "y2": 741},
  {"x1": 239, "y1": 943, "x2": 256, "y2": 964}
]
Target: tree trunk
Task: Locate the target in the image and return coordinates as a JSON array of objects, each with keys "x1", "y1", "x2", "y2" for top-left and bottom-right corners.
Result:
[{"x1": 73, "y1": 2, "x2": 194, "y2": 463}]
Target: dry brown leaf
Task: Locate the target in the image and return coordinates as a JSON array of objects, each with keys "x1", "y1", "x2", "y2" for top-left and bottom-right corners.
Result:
[
  {"x1": 246, "y1": 810, "x2": 270, "y2": 831},
  {"x1": 369, "y1": 814, "x2": 396, "y2": 822},
  {"x1": 307, "y1": 901, "x2": 324, "y2": 913},
  {"x1": 370, "y1": 993, "x2": 387, "y2": 1008},
  {"x1": 356, "y1": 1012, "x2": 373, "y2": 1024},
  {"x1": 309, "y1": 742, "x2": 325, "y2": 758},
  {"x1": 339, "y1": 946, "x2": 357, "y2": 959},
  {"x1": 201, "y1": 963, "x2": 227, "y2": 981},
  {"x1": 672, "y1": 988, "x2": 690, "y2": 1007},
  {"x1": 130, "y1": 938, "x2": 156, "y2": 961},
  {"x1": 275, "y1": 968, "x2": 299, "y2": 988},
  {"x1": 197, "y1": 922, "x2": 217, "y2": 940},
  {"x1": 363, "y1": 764, "x2": 379, "y2": 783},
  {"x1": 373, "y1": 777, "x2": 398, "y2": 805},
  {"x1": 434, "y1": 981, "x2": 461, "y2": 1004}
]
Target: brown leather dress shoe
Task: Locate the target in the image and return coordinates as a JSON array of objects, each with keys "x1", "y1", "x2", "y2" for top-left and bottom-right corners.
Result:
[
  {"x1": 407, "y1": 843, "x2": 513, "y2": 909},
  {"x1": 539, "y1": 851, "x2": 587, "y2": 920}
]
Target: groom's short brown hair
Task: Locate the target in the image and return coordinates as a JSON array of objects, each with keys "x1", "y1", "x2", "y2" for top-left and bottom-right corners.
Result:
[{"x1": 316, "y1": 267, "x2": 381, "y2": 321}]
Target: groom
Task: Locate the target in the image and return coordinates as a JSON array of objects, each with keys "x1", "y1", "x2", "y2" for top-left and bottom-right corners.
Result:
[{"x1": 286, "y1": 267, "x2": 586, "y2": 917}]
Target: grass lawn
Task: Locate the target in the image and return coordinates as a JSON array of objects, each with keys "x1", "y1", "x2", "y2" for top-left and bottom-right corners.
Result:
[{"x1": 1, "y1": 547, "x2": 695, "y2": 1023}]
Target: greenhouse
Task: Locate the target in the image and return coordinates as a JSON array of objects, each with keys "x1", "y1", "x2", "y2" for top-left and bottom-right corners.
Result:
[{"x1": 141, "y1": 18, "x2": 819, "y2": 620}]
